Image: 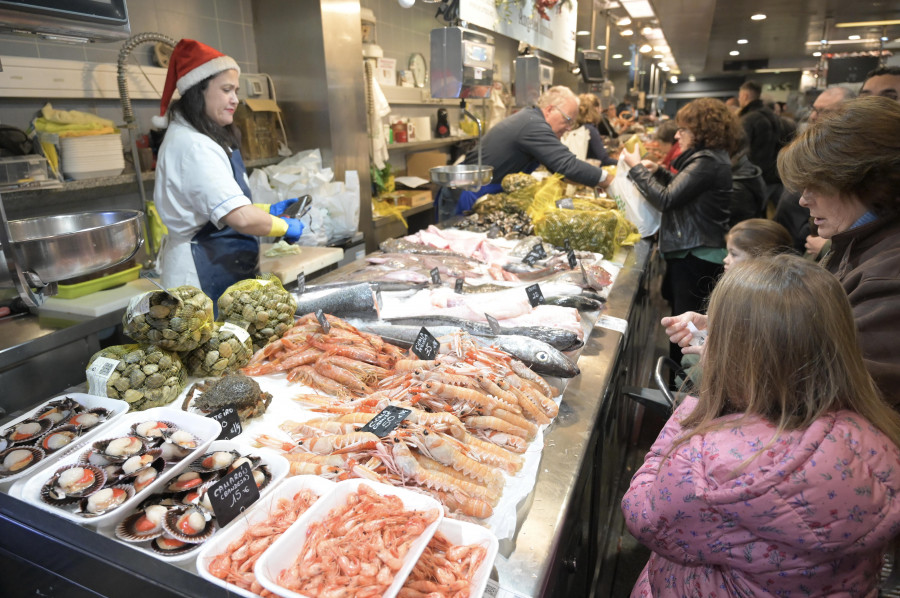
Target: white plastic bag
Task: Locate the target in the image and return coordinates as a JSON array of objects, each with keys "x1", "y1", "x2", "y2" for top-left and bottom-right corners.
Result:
[
  {"x1": 607, "y1": 155, "x2": 661, "y2": 237},
  {"x1": 561, "y1": 125, "x2": 590, "y2": 160}
]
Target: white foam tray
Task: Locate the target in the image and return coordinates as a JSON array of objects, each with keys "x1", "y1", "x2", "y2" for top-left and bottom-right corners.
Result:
[
  {"x1": 254, "y1": 478, "x2": 443, "y2": 598},
  {"x1": 196, "y1": 475, "x2": 337, "y2": 597},
  {"x1": 13, "y1": 406, "x2": 221, "y2": 527},
  {"x1": 0, "y1": 393, "x2": 129, "y2": 489},
  {"x1": 414, "y1": 517, "x2": 499, "y2": 598}
]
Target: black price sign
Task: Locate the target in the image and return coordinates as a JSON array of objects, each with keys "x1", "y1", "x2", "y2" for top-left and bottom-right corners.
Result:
[
  {"x1": 522, "y1": 243, "x2": 546, "y2": 266},
  {"x1": 454, "y1": 278, "x2": 464, "y2": 293},
  {"x1": 485, "y1": 313, "x2": 501, "y2": 335},
  {"x1": 430, "y1": 267, "x2": 441, "y2": 285},
  {"x1": 210, "y1": 407, "x2": 242, "y2": 440},
  {"x1": 209, "y1": 462, "x2": 260, "y2": 528},
  {"x1": 522, "y1": 252, "x2": 539, "y2": 267},
  {"x1": 525, "y1": 283, "x2": 545, "y2": 307},
  {"x1": 556, "y1": 197, "x2": 575, "y2": 210},
  {"x1": 412, "y1": 327, "x2": 440, "y2": 360},
  {"x1": 567, "y1": 248, "x2": 577, "y2": 269},
  {"x1": 359, "y1": 405, "x2": 411, "y2": 437},
  {"x1": 296, "y1": 272, "x2": 306, "y2": 295},
  {"x1": 564, "y1": 238, "x2": 571, "y2": 251},
  {"x1": 316, "y1": 308, "x2": 331, "y2": 333},
  {"x1": 532, "y1": 242, "x2": 547, "y2": 259}
]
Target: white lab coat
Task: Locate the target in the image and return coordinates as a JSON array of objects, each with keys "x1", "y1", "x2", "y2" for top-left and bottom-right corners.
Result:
[{"x1": 153, "y1": 116, "x2": 251, "y2": 289}]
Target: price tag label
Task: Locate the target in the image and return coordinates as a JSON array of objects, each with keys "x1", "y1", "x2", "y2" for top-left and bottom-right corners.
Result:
[
  {"x1": 86, "y1": 356, "x2": 119, "y2": 397},
  {"x1": 210, "y1": 406, "x2": 242, "y2": 440},
  {"x1": 555, "y1": 197, "x2": 575, "y2": 210},
  {"x1": 525, "y1": 283, "x2": 545, "y2": 307},
  {"x1": 209, "y1": 462, "x2": 260, "y2": 528},
  {"x1": 522, "y1": 252, "x2": 539, "y2": 267},
  {"x1": 454, "y1": 278, "x2": 464, "y2": 293},
  {"x1": 220, "y1": 321, "x2": 250, "y2": 345},
  {"x1": 430, "y1": 267, "x2": 441, "y2": 285},
  {"x1": 522, "y1": 243, "x2": 546, "y2": 266},
  {"x1": 412, "y1": 327, "x2": 440, "y2": 360},
  {"x1": 567, "y1": 248, "x2": 577, "y2": 269},
  {"x1": 296, "y1": 272, "x2": 306, "y2": 295},
  {"x1": 532, "y1": 242, "x2": 546, "y2": 259},
  {"x1": 316, "y1": 309, "x2": 331, "y2": 333},
  {"x1": 359, "y1": 405, "x2": 411, "y2": 437},
  {"x1": 598, "y1": 315, "x2": 628, "y2": 335},
  {"x1": 564, "y1": 238, "x2": 571, "y2": 251},
  {"x1": 483, "y1": 579, "x2": 532, "y2": 598},
  {"x1": 485, "y1": 313, "x2": 502, "y2": 335}
]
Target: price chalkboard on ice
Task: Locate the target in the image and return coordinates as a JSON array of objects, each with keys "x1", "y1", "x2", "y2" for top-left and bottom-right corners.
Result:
[
  {"x1": 359, "y1": 405, "x2": 411, "y2": 437},
  {"x1": 567, "y1": 248, "x2": 577, "y2": 269},
  {"x1": 525, "y1": 283, "x2": 545, "y2": 307},
  {"x1": 412, "y1": 327, "x2": 440, "y2": 360},
  {"x1": 209, "y1": 406, "x2": 242, "y2": 440},
  {"x1": 296, "y1": 272, "x2": 306, "y2": 295},
  {"x1": 316, "y1": 308, "x2": 331, "y2": 333},
  {"x1": 454, "y1": 278, "x2": 464, "y2": 293},
  {"x1": 209, "y1": 462, "x2": 260, "y2": 527},
  {"x1": 430, "y1": 267, "x2": 441, "y2": 284}
]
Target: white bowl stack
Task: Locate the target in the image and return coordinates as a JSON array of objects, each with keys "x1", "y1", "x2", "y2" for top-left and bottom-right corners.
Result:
[{"x1": 61, "y1": 134, "x2": 126, "y2": 180}]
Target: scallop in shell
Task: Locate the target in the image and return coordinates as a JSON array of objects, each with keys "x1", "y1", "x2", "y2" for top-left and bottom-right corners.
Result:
[
  {"x1": 79, "y1": 485, "x2": 133, "y2": 517},
  {"x1": 159, "y1": 441, "x2": 191, "y2": 463},
  {"x1": 165, "y1": 471, "x2": 212, "y2": 493},
  {"x1": 162, "y1": 428, "x2": 199, "y2": 450},
  {"x1": 5, "y1": 419, "x2": 52, "y2": 444},
  {"x1": 132, "y1": 466, "x2": 161, "y2": 493},
  {"x1": 0, "y1": 446, "x2": 44, "y2": 477},
  {"x1": 35, "y1": 398, "x2": 79, "y2": 426},
  {"x1": 179, "y1": 480, "x2": 216, "y2": 513},
  {"x1": 78, "y1": 447, "x2": 114, "y2": 468},
  {"x1": 192, "y1": 449, "x2": 240, "y2": 473},
  {"x1": 41, "y1": 464, "x2": 105, "y2": 504},
  {"x1": 68, "y1": 408, "x2": 110, "y2": 431},
  {"x1": 131, "y1": 420, "x2": 175, "y2": 442},
  {"x1": 115, "y1": 504, "x2": 170, "y2": 542},
  {"x1": 162, "y1": 506, "x2": 214, "y2": 544},
  {"x1": 38, "y1": 425, "x2": 79, "y2": 453},
  {"x1": 121, "y1": 449, "x2": 163, "y2": 477},
  {"x1": 93, "y1": 436, "x2": 146, "y2": 462},
  {"x1": 150, "y1": 534, "x2": 197, "y2": 556}
]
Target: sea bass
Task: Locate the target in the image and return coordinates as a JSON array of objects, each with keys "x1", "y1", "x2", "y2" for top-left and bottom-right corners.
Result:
[
  {"x1": 383, "y1": 315, "x2": 582, "y2": 351},
  {"x1": 293, "y1": 283, "x2": 381, "y2": 319}
]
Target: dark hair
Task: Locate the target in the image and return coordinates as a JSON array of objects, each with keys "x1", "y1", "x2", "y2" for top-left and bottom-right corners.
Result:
[
  {"x1": 655, "y1": 119, "x2": 678, "y2": 144},
  {"x1": 778, "y1": 95, "x2": 900, "y2": 217},
  {"x1": 863, "y1": 65, "x2": 900, "y2": 82},
  {"x1": 676, "y1": 97, "x2": 743, "y2": 152},
  {"x1": 170, "y1": 74, "x2": 239, "y2": 150},
  {"x1": 726, "y1": 218, "x2": 793, "y2": 256},
  {"x1": 740, "y1": 80, "x2": 762, "y2": 96}
]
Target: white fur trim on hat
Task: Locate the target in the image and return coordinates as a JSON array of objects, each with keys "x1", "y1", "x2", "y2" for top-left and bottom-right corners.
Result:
[
  {"x1": 151, "y1": 114, "x2": 169, "y2": 129},
  {"x1": 176, "y1": 55, "x2": 240, "y2": 94}
]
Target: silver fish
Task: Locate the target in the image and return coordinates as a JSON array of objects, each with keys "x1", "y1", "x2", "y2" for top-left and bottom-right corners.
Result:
[
  {"x1": 294, "y1": 283, "x2": 381, "y2": 319},
  {"x1": 356, "y1": 323, "x2": 581, "y2": 378},
  {"x1": 384, "y1": 315, "x2": 582, "y2": 351}
]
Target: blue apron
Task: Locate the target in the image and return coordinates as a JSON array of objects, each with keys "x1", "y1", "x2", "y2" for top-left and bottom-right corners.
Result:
[{"x1": 190, "y1": 148, "x2": 259, "y2": 309}]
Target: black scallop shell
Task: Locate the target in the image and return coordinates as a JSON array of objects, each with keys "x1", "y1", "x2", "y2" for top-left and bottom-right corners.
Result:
[
  {"x1": 37, "y1": 424, "x2": 80, "y2": 454},
  {"x1": 41, "y1": 463, "x2": 106, "y2": 505},
  {"x1": 150, "y1": 534, "x2": 201, "y2": 556},
  {"x1": 162, "y1": 505, "x2": 215, "y2": 544},
  {"x1": 68, "y1": 407, "x2": 111, "y2": 431},
  {"x1": 4, "y1": 418, "x2": 53, "y2": 445},
  {"x1": 161, "y1": 428, "x2": 200, "y2": 450},
  {"x1": 191, "y1": 449, "x2": 241, "y2": 473},
  {"x1": 115, "y1": 504, "x2": 170, "y2": 542},
  {"x1": 34, "y1": 398, "x2": 79, "y2": 427},
  {"x1": 92, "y1": 436, "x2": 148, "y2": 462},
  {"x1": 77, "y1": 484, "x2": 134, "y2": 518},
  {"x1": 120, "y1": 448, "x2": 164, "y2": 477},
  {"x1": 0, "y1": 445, "x2": 45, "y2": 477},
  {"x1": 164, "y1": 470, "x2": 213, "y2": 494},
  {"x1": 130, "y1": 420, "x2": 176, "y2": 443}
]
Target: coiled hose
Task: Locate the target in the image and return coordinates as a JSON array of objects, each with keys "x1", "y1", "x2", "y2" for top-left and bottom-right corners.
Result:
[{"x1": 117, "y1": 32, "x2": 176, "y2": 124}]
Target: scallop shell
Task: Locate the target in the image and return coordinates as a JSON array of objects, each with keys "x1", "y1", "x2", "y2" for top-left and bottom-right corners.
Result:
[
  {"x1": 165, "y1": 470, "x2": 212, "y2": 494},
  {"x1": 4, "y1": 418, "x2": 53, "y2": 445},
  {"x1": 78, "y1": 484, "x2": 134, "y2": 517},
  {"x1": 177, "y1": 479, "x2": 218, "y2": 513},
  {"x1": 115, "y1": 504, "x2": 170, "y2": 542},
  {"x1": 191, "y1": 449, "x2": 241, "y2": 473},
  {"x1": 92, "y1": 436, "x2": 147, "y2": 462},
  {"x1": 0, "y1": 445, "x2": 44, "y2": 477},
  {"x1": 162, "y1": 506, "x2": 215, "y2": 543},
  {"x1": 34, "y1": 398, "x2": 79, "y2": 426},
  {"x1": 130, "y1": 420, "x2": 176, "y2": 443},
  {"x1": 121, "y1": 448, "x2": 163, "y2": 477},
  {"x1": 150, "y1": 533, "x2": 199, "y2": 556},
  {"x1": 227, "y1": 455, "x2": 262, "y2": 473},
  {"x1": 132, "y1": 466, "x2": 161, "y2": 493},
  {"x1": 159, "y1": 441, "x2": 191, "y2": 463},
  {"x1": 250, "y1": 463, "x2": 272, "y2": 491},
  {"x1": 38, "y1": 424, "x2": 80, "y2": 454},
  {"x1": 41, "y1": 463, "x2": 106, "y2": 505},
  {"x1": 78, "y1": 447, "x2": 114, "y2": 468},
  {"x1": 68, "y1": 408, "x2": 111, "y2": 431},
  {"x1": 161, "y1": 428, "x2": 200, "y2": 450}
]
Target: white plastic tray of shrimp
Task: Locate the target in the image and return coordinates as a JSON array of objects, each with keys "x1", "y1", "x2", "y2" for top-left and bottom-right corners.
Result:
[
  {"x1": 0, "y1": 393, "x2": 129, "y2": 489},
  {"x1": 196, "y1": 474, "x2": 337, "y2": 597},
  {"x1": 97, "y1": 439, "x2": 291, "y2": 565},
  {"x1": 13, "y1": 406, "x2": 221, "y2": 527},
  {"x1": 255, "y1": 478, "x2": 443, "y2": 598},
  {"x1": 401, "y1": 517, "x2": 499, "y2": 597}
]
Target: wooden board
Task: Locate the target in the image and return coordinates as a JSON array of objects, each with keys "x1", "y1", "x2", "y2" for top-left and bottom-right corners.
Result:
[{"x1": 258, "y1": 244, "x2": 344, "y2": 285}]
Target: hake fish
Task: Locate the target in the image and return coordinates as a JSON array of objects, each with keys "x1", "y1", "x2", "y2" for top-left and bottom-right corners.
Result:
[
  {"x1": 383, "y1": 315, "x2": 583, "y2": 351},
  {"x1": 356, "y1": 323, "x2": 581, "y2": 378},
  {"x1": 294, "y1": 283, "x2": 381, "y2": 319}
]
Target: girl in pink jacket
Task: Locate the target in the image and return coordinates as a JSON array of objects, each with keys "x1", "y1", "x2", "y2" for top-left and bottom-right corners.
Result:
[{"x1": 623, "y1": 254, "x2": 900, "y2": 597}]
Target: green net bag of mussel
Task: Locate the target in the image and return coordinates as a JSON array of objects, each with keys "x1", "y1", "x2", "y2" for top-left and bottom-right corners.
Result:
[
  {"x1": 85, "y1": 344, "x2": 186, "y2": 410},
  {"x1": 122, "y1": 285, "x2": 214, "y2": 352},
  {"x1": 182, "y1": 321, "x2": 254, "y2": 377},
  {"x1": 217, "y1": 274, "x2": 297, "y2": 351},
  {"x1": 534, "y1": 208, "x2": 636, "y2": 258}
]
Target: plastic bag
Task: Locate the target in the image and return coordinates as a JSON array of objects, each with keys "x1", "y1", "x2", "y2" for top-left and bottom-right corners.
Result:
[
  {"x1": 122, "y1": 285, "x2": 214, "y2": 352},
  {"x1": 533, "y1": 208, "x2": 635, "y2": 258},
  {"x1": 561, "y1": 125, "x2": 590, "y2": 160},
  {"x1": 182, "y1": 321, "x2": 253, "y2": 377},
  {"x1": 86, "y1": 344, "x2": 186, "y2": 410},
  {"x1": 217, "y1": 274, "x2": 297, "y2": 351},
  {"x1": 315, "y1": 170, "x2": 360, "y2": 243},
  {"x1": 607, "y1": 155, "x2": 661, "y2": 237}
]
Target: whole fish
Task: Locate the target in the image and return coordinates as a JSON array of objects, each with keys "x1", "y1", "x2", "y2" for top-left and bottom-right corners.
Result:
[
  {"x1": 378, "y1": 238, "x2": 467, "y2": 257},
  {"x1": 381, "y1": 315, "x2": 582, "y2": 352},
  {"x1": 543, "y1": 295, "x2": 604, "y2": 311},
  {"x1": 305, "y1": 280, "x2": 429, "y2": 293},
  {"x1": 294, "y1": 283, "x2": 381, "y2": 319},
  {"x1": 356, "y1": 323, "x2": 581, "y2": 378}
]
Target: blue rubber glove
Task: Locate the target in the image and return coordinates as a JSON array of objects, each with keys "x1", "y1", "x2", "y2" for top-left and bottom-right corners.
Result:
[
  {"x1": 269, "y1": 198, "x2": 298, "y2": 216},
  {"x1": 282, "y1": 218, "x2": 304, "y2": 243}
]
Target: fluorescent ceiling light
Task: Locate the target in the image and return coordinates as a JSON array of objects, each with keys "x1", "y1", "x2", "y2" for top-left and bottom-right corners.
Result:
[
  {"x1": 639, "y1": 44, "x2": 652, "y2": 53},
  {"x1": 751, "y1": 14, "x2": 766, "y2": 21},
  {"x1": 836, "y1": 19, "x2": 900, "y2": 28},
  {"x1": 754, "y1": 67, "x2": 803, "y2": 73},
  {"x1": 729, "y1": 50, "x2": 739, "y2": 56},
  {"x1": 612, "y1": 53, "x2": 623, "y2": 59},
  {"x1": 848, "y1": 35, "x2": 861, "y2": 40},
  {"x1": 688, "y1": 75, "x2": 696, "y2": 81},
  {"x1": 621, "y1": 29, "x2": 634, "y2": 36},
  {"x1": 617, "y1": 17, "x2": 632, "y2": 26},
  {"x1": 576, "y1": 30, "x2": 590, "y2": 36},
  {"x1": 653, "y1": 54, "x2": 663, "y2": 59},
  {"x1": 805, "y1": 38, "x2": 880, "y2": 45},
  {"x1": 641, "y1": 26, "x2": 653, "y2": 35},
  {"x1": 623, "y1": 61, "x2": 632, "y2": 66},
  {"x1": 670, "y1": 75, "x2": 678, "y2": 84},
  {"x1": 621, "y1": 0, "x2": 655, "y2": 19},
  {"x1": 596, "y1": 45, "x2": 607, "y2": 50},
  {"x1": 737, "y1": 39, "x2": 748, "y2": 44},
  {"x1": 812, "y1": 51, "x2": 822, "y2": 56}
]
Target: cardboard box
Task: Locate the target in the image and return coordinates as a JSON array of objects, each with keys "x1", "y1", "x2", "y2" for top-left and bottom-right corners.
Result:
[
  {"x1": 406, "y1": 150, "x2": 448, "y2": 180},
  {"x1": 234, "y1": 98, "x2": 281, "y2": 161},
  {"x1": 379, "y1": 189, "x2": 432, "y2": 208}
]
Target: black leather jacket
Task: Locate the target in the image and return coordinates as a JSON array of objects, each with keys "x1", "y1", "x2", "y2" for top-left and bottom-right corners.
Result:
[{"x1": 627, "y1": 148, "x2": 732, "y2": 253}]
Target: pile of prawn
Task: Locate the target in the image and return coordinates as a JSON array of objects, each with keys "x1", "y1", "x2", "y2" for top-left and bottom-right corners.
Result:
[
  {"x1": 207, "y1": 488, "x2": 321, "y2": 596},
  {"x1": 241, "y1": 313, "x2": 405, "y2": 395},
  {"x1": 400, "y1": 531, "x2": 488, "y2": 598},
  {"x1": 275, "y1": 484, "x2": 440, "y2": 598},
  {"x1": 254, "y1": 327, "x2": 559, "y2": 520}
]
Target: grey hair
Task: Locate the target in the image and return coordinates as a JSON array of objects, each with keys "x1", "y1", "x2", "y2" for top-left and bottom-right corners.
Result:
[
  {"x1": 538, "y1": 86, "x2": 577, "y2": 109},
  {"x1": 824, "y1": 85, "x2": 857, "y2": 101}
]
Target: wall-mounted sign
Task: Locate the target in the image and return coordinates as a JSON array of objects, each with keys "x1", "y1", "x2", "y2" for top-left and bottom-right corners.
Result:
[{"x1": 460, "y1": 0, "x2": 578, "y2": 63}]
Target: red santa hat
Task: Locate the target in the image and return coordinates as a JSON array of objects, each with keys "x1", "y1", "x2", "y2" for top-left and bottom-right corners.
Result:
[{"x1": 152, "y1": 39, "x2": 240, "y2": 129}]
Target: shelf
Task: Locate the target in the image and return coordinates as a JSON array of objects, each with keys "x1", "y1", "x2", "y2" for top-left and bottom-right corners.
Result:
[
  {"x1": 381, "y1": 86, "x2": 465, "y2": 106},
  {"x1": 386, "y1": 136, "x2": 473, "y2": 153}
]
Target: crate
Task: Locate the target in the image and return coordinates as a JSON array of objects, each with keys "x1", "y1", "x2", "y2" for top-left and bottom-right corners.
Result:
[{"x1": 234, "y1": 99, "x2": 281, "y2": 161}]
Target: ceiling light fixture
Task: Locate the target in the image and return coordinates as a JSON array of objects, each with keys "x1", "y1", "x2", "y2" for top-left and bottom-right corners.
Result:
[
  {"x1": 596, "y1": 45, "x2": 607, "y2": 50},
  {"x1": 576, "y1": 30, "x2": 590, "y2": 36},
  {"x1": 670, "y1": 75, "x2": 678, "y2": 84},
  {"x1": 617, "y1": 17, "x2": 632, "y2": 27},
  {"x1": 848, "y1": 34, "x2": 861, "y2": 40},
  {"x1": 612, "y1": 53, "x2": 623, "y2": 59},
  {"x1": 737, "y1": 39, "x2": 748, "y2": 44},
  {"x1": 805, "y1": 38, "x2": 879, "y2": 46},
  {"x1": 623, "y1": 61, "x2": 632, "y2": 66},
  {"x1": 750, "y1": 14, "x2": 766, "y2": 21},
  {"x1": 812, "y1": 51, "x2": 822, "y2": 56},
  {"x1": 639, "y1": 44, "x2": 652, "y2": 53},
  {"x1": 641, "y1": 26, "x2": 653, "y2": 36},
  {"x1": 835, "y1": 19, "x2": 900, "y2": 28},
  {"x1": 621, "y1": 29, "x2": 634, "y2": 36},
  {"x1": 653, "y1": 54, "x2": 663, "y2": 59},
  {"x1": 729, "y1": 50, "x2": 739, "y2": 56},
  {"x1": 620, "y1": 0, "x2": 655, "y2": 19}
]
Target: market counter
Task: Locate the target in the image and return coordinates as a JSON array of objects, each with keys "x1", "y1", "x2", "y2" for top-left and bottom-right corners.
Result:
[{"x1": 0, "y1": 239, "x2": 661, "y2": 598}]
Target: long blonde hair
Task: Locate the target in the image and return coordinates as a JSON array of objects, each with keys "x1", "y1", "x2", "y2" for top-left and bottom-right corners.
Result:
[{"x1": 679, "y1": 254, "x2": 900, "y2": 449}]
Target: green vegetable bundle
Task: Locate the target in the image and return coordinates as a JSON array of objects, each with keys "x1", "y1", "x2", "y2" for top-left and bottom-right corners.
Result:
[
  {"x1": 87, "y1": 344, "x2": 186, "y2": 410},
  {"x1": 122, "y1": 285, "x2": 214, "y2": 352},
  {"x1": 217, "y1": 274, "x2": 297, "y2": 351}
]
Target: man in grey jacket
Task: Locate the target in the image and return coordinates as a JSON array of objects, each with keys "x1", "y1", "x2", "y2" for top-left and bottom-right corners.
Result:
[{"x1": 437, "y1": 86, "x2": 612, "y2": 221}]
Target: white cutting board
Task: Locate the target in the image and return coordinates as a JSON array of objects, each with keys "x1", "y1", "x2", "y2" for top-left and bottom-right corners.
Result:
[{"x1": 259, "y1": 244, "x2": 343, "y2": 284}]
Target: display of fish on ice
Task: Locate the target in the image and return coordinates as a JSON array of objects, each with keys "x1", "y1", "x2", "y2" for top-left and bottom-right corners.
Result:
[
  {"x1": 293, "y1": 283, "x2": 381, "y2": 319},
  {"x1": 354, "y1": 323, "x2": 581, "y2": 378}
]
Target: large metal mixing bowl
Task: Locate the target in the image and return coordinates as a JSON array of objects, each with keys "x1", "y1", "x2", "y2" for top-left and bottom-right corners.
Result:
[
  {"x1": 430, "y1": 165, "x2": 493, "y2": 191},
  {"x1": 0, "y1": 210, "x2": 143, "y2": 288}
]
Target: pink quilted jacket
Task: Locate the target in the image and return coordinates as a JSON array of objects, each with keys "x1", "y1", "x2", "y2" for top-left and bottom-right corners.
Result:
[{"x1": 622, "y1": 396, "x2": 900, "y2": 597}]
